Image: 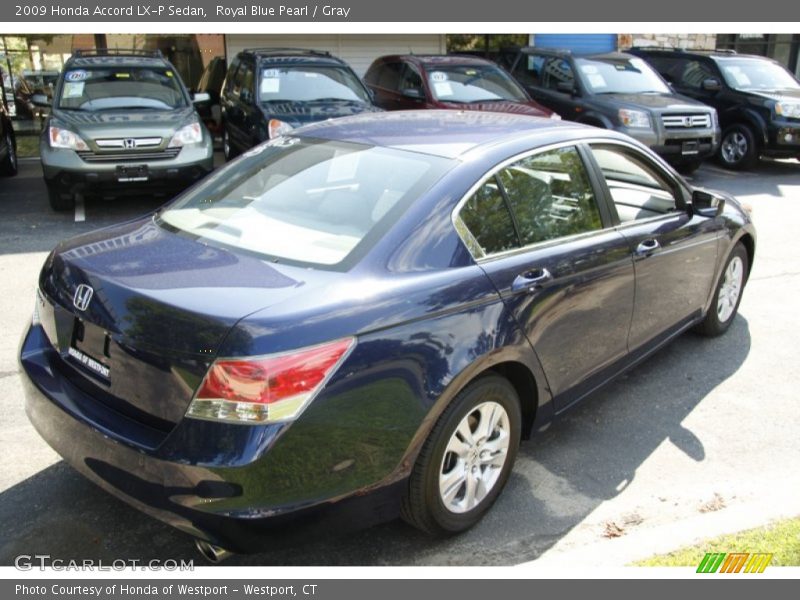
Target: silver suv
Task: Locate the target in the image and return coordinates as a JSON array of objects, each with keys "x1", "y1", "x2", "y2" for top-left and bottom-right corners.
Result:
[
  {"x1": 507, "y1": 49, "x2": 721, "y2": 173},
  {"x1": 36, "y1": 49, "x2": 214, "y2": 211}
]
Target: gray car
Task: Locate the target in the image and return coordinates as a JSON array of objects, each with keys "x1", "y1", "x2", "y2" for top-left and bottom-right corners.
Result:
[
  {"x1": 507, "y1": 48, "x2": 720, "y2": 173},
  {"x1": 35, "y1": 49, "x2": 214, "y2": 211}
]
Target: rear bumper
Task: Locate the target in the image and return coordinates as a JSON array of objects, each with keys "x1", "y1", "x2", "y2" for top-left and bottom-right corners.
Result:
[{"x1": 19, "y1": 325, "x2": 404, "y2": 552}]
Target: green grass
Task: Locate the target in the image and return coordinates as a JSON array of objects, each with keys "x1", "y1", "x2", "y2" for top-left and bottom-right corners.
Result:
[
  {"x1": 635, "y1": 517, "x2": 800, "y2": 567},
  {"x1": 15, "y1": 135, "x2": 40, "y2": 158}
]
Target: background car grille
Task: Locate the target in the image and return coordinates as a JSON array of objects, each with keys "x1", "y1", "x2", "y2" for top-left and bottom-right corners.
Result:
[
  {"x1": 662, "y1": 114, "x2": 712, "y2": 129},
  {"x1": 77, "y1": 148, "x2": 182, "y2": 163}
]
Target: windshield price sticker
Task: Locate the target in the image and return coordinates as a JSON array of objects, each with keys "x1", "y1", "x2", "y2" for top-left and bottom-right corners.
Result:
[
  {"x1": 65, "y1": 70, "x2": 88, "y2": 82},
  {"x1": 430, "y1": 71, "x2": 448, "y2": 82}
]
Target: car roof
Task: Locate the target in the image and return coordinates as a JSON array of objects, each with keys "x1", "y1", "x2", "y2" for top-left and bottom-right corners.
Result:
[
  {"x1": 65, "y1": 55, "x2": 169, "y2": 68},
  {"x1": 242, "y1": 48, "x2": 345, "y2": 65},
  {"x1": 387, "y1": 54, "x2": 498, "y2": 68},
  {"x1": 631, "y1": 47, "x2": 774, "y2": 62},
  {"x1": 292, "y1": 110, "x2": 618, "y2": 159}
]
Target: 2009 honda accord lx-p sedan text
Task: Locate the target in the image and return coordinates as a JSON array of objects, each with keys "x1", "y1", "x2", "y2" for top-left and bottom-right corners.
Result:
[{"x1": 19, "y1": 111, "x2": 755, "y2": 561}]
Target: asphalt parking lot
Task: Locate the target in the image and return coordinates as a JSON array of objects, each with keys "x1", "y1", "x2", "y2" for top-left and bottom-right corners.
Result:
[{"x1": 1, "y1": 156, "x2": 799, "y2": 566}]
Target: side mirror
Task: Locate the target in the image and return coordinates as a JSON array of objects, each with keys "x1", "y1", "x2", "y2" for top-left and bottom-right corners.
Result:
[
  {"x1": 691, "y1": 189, "x2": 726, "y2": 218},
  {"x1": 31, "y1": 93, "x2": 51, "y2": 107},
  {"x1": 701, "y1": 78, "x2": 722, "y2": 92},
  {"x1": 401, "y1": 88, "x2": 424, "y2": 100},
  {"x1": 556, "y1": 81, "x2": 576, "y2": 95},
  {"x1": 192, "y1": 92, "x2": 211, "y2": 104}
]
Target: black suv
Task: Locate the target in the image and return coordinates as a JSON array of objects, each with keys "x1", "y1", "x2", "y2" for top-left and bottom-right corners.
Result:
[
  {"x1": 220, "y1": 48, "x2": 378, "y2": 160},
  {"x1": 0, "y1": 68, "x2": 18, "y2": 177},
  {"x1": 505, "y1": 48, "x2": 719, "y2": 173},
  {"x1": 630, "y1": 47, "x2": 800, "y2": 169}
]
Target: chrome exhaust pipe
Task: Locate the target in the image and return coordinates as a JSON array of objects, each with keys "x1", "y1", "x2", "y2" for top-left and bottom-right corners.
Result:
[{"x1": 195, "y1": 539, "x2": 233, "y2": 563}]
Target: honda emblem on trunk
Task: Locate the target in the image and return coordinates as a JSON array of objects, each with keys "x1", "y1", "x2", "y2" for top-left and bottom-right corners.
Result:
[{"x1": 73, "y1": 284, "x2": 94, "y2": 311}]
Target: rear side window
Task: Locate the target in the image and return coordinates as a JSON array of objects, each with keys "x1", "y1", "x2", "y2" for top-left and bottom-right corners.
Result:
[
  {"x1": 498, "y1": 146, "x2": 602, "y2": 244},
  {"x1": 455, "y1": 145, "x2": 603, "y2": 258},
  {"x1": 456, "y1": 178, "x2": 518, "y2": 256}
]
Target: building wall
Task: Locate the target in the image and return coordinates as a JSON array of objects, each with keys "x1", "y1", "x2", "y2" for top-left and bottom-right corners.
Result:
[{"x1": 619, "y1": 33, "x2": 718, "y2": 51}]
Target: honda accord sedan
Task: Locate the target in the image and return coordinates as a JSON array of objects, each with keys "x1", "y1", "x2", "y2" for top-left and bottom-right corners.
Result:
[{"x1": 19, "y1": 111, "x2": 755, "y2": 560}]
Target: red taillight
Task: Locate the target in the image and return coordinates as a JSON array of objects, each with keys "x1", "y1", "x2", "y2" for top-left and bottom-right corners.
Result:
[{"x1": 187, "y1": 338, "x2": 355, "y2": 424}]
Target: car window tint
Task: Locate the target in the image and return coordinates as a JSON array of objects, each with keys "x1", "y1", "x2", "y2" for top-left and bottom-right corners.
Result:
[
  {"x1": 590, "y1": 145, "x2": 677, "y2": 222},
  {"x1": 542, "y1": 57, "x2": 575, "y2": 91},
  {"x1": 376, "y1": 62, "x2": 404, "y2": 90},
  {"x1": 223, "y1": 57, "x2": 240, "y2": 94},
  {"x1": 497, "y1": 146, "x2": 602, "y2": 245},
  {"x1": 239, "y1": 62, "x2": 254, "y2": 102},
  {"x1": 642, "y1": 55, "x2": 685, "y2": 85},
  {"x1": 457, "y1": 178, "x2": 519, "y2": 257},
  {"x1": 680, "y1": 60, "x2": 716, "y2": 89},
  {"x1": 512, "y1": 54, "x2": 545, "y2": 87},
  {"x1": 401, "y1": 65, "x2": 423, "y2": 91}
]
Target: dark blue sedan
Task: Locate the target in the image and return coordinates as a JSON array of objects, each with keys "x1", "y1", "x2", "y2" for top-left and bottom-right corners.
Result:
[{"x1": 19, "y1": 110, "x2": 755, "y2": 561}]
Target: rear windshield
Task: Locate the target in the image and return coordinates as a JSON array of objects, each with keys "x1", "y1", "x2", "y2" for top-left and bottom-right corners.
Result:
[
  {"x1": 425, "y1": 65, "x2": 528, "y2": 103},
  {"x1": 717, "y1": 59, "x2": 800, "y2": 91},
  {"x1": 259, "y1": 66, "x2": 371, "y2": 103},
  {"x1": 576, "y1": 57, "x2": 671, "y2": 94},
  {"x1": 158, "y1": 137, "x2": 452, "y2": 268},
  {"x1": 57, "y1": 66, "x2": 187, "y2": 111}
]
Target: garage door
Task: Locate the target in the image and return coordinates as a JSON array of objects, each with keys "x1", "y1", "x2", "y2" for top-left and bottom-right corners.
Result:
[
  {"x1": 224, "y1": 35, "x2": 446, "y2": 76},
  {"x1": 533, "y1": 34, "x2": 618, "y2": 54}
]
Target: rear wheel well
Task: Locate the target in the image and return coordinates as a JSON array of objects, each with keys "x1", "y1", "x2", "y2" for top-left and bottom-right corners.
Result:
[{"x1": 486, "y1": 361, "x2": 538, "y2": 440}]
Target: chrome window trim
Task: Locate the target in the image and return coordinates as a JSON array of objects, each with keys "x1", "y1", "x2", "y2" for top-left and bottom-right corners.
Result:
[{"x1": 451, "y1": 137, "x2": 688, "y2": 263}]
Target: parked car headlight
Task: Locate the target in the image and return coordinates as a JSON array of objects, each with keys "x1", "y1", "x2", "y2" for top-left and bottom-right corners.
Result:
[
  {"x1": 775, "y1": 101, "x2": 800, "y2": 119},
  {"x1": 49, "y1": 126, "x2": 88, "y2": 151},
  {"x1": 618, "y1": 109, "x2": 651, "y2": 129},
  {"x1": 168, "y1": 122, "x2": 203, "y2": 147},
  {"x1": 268, "y1": 118, "x2": 293, "y2": 139}
]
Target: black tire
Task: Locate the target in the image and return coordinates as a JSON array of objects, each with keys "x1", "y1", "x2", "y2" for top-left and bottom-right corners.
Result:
[
  {"x1": 46, "y1": 182, "x2": 75, "y2": 212},
  {"x1": 222, "y1": 127, "x2": 236, "y2": 161},
  {"x1": 0, "y1": 128, "x2": 17, "y2": 177},
  {"x1": 401, "y1": 374, "x2": 521, "y2": 535},
  {"x1": 717, "y1": 124, "x2": 759, "y2": 170},
  {"x1": 695, "y1": 242, "x2": 749, "y2": 337},
  {"x1": 676, "y1": 160, "x2": 702, "y2": 175}
]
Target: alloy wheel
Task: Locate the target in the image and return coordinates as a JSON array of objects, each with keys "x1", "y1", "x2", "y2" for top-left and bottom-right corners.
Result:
[
  {"x1": 721, "y1": 131, "x2": 748, "y2": 164},
  {"x1": 438, "y1": 401, "x2": 511, "y2": 514},
  {"x1": 717, "y1": 255, "x2": 744, "y2": 323}
]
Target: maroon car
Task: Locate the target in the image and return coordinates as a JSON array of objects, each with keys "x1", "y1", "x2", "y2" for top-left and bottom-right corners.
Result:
[{"x1": 364, "y1": 54, "x2": 557, "y2": 119}]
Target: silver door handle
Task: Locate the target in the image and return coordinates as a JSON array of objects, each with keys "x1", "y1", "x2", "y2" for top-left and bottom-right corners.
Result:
[{"x1": 635, "y1": 239, "x2": 660, "y2": 256}]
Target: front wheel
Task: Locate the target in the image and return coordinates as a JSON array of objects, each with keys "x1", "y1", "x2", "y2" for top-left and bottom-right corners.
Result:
[
  {"x1": 401, "y1": 374, "x2": 521, "y2": 535},
  {"x1": 46, "y1": 182, "x2": 75, "y2": 212},
  {"x1": 676, "y1": 160, "x2": 702, "y2": 175},
  {"x1": 222, "y1": 128, "x2": 236, "y2": 161},
  {"x1": 0, "y1": 129, "x2": 17, "y2": 177},
  {"x1": 696, "y1": 242, "x2": 748, "y2": 337},
  {"x1": 718, "y1": 124, "x2": 759, "y2": 170}
]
